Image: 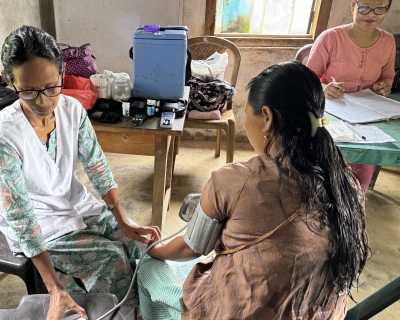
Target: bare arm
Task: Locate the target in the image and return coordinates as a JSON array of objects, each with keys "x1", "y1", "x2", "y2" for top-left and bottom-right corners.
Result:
[
  {"x1": 31, "y1": 252, "x2": 87, "y2": 320},
  {"x1": 306, "y1": 30, "x2": 345, "y2": 99},
  {"x1": 148, "y1": 236, "x2": 201, "y2": 261},
  {"x1": 148, "y1": 182, "x2": 224, "y2": 261},
  {"x1": 77, "y1": 111, "x2": 161, "y2": 244},
  {"x1": 102, "y1": 188, "x2": 161, "y2": 244}
]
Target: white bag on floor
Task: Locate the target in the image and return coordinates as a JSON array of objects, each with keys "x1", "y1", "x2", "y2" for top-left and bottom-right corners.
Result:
[{"x1": 191, "y1": 52, "x2": 228, "y2": 79}]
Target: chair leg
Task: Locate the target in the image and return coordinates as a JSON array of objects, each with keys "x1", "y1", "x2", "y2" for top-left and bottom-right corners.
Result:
[
  {"x1": 23, "y1": 262, "x2": 47, "y2": 294},
  {"x1": 33, "y1": 267, "x2": 48, "y2": 294},
  {"x1": 226, "y1": 119, "x2": 235, "y2": 163},
  {"x1": 24, "y1": 272, "x2": 38, "y2": 295},
  {"x1": 215, "y1": 129, "x2": 222, "y2": 158}
]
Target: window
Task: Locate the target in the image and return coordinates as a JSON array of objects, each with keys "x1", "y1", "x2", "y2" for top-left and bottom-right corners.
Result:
[
  {"x1": 215, "y1": 0, "x2": 315, "y2": 35},
  {"x1": 205, "y1": 0, "x2": 333, "y2": 46}
]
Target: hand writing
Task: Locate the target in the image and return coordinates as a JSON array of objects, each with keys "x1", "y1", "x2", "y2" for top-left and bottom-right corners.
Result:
[
  {"x1": 372, "y1": 81, "x2": 391, "y2": 97},
  {"x1": 324, "y1": 81, "x2": 345, "y2": 99}
]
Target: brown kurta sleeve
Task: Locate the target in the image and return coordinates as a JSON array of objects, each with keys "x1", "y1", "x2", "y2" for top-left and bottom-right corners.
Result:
[{"x1": 206, "y1": 161, "x2": 253, "y2": 220}]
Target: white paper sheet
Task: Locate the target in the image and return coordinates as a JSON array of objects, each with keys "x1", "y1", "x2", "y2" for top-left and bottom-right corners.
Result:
[
  {"x1": 325, "y1": 89, "x2": 400, "y2": 123},
  {"x1": 326, "y1": 121, "x2": 396, "y2": 144}
]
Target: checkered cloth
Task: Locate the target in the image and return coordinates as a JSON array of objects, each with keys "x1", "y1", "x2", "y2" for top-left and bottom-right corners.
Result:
[{"x1": 136, "y1": 255, "x2": 203, "y2": 320}]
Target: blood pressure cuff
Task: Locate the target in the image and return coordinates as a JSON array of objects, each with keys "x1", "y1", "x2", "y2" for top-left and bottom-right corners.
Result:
[{"x1": 183, "y1": 202, "x2": 224, "y2": 255}]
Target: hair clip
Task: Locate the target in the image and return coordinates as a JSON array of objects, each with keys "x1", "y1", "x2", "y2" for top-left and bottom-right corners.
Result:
[{"x1": 308, "y1": 111, "x2": 330, "y2": 137}]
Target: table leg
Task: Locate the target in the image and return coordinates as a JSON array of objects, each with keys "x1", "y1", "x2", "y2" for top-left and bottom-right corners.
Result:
[
  {"x1": 166, "y1": 136, "x2": 175, "y2": 190},
  {"x1": 368, "y1": 165, "x2": 382, "y2": 190},
  {"x1": 172, "y1": 136, "x2": 180, "y2": 174},
  {"x1": 151, "y1": 136, "x2": 171, "y2": 231}
]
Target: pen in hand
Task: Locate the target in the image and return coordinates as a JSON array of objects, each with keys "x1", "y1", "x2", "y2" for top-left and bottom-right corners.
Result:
[{"x1": 331, "y1": 76, "x2": 344, "y2": 94}]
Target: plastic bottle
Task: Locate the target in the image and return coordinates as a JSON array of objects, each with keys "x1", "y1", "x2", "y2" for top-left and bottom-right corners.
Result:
[
  {"x1": 147, "y1": 99, "x2": 155, "y2": 117},
  {"x1": 122, "y1": 102, "x2": 130, "y2": 120}
]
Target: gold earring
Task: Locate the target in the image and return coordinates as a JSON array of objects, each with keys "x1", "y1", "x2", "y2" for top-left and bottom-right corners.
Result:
[{"x1": 264, "y1": 132, "x2": 270, "y2": 144}]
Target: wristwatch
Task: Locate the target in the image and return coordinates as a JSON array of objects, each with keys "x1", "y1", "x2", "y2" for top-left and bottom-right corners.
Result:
[{"x1": 107, "y1": 201, "x2": 121, "y2": 212}]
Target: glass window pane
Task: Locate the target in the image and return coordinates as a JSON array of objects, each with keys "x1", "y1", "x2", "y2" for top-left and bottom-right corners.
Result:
[
  {"x1": 215, "y1": 0, "x2": 224, "y2": 33},
  {"x1": 237, "y1": 0, "x2": 253, "y2": 33},
  {"x1": 249, "y1": 0, "x2": 265, "y2": 34},
  {"x1": 220, "y1": 0, "x2": 240, "y2": 33},
  {"x1": 215, "y1": 0, "x2": 314, "y2": 35},
  {"x1": 262, "y1": 0, "x2": 293, "y2": 35},
  {"x1": 290, "y1": 0, "x2": 314, "y2": 34}
]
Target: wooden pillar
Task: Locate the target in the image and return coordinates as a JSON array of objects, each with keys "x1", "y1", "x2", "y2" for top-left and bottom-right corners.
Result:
[
  {"x1": 39, "y1": 0, "x2": 57, "y2": 39},
  {"x1": 204, "y1": 0, "x2": 217, "y2": 35}
]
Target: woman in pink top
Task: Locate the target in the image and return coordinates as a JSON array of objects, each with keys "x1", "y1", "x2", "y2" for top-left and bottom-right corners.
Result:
[{"x1": 307, "y1": 0, "x2": 396, "y2": 190}]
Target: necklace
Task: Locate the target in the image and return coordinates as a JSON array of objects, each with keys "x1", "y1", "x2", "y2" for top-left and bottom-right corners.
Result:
[{"x1": 347, "y1": 24, "x2": 378, "y2": 47}]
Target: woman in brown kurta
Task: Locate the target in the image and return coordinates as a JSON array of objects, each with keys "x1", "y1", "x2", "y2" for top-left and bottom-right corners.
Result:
[{"x1": 138, "y1": 61, "x2": 369, "y2": 319}]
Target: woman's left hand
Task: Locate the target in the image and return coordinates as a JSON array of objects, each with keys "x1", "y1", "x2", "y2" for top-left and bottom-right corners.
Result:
[
  {"x1": 120, "y1": 222, "x2": 162, "y2": 244},
  {"x1": 372, "y1": 81, "x2": 391, "y2": 97}
]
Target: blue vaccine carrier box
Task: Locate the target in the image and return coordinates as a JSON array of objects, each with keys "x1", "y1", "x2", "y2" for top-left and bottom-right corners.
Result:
[{"x1": 132, "y1": 28, "x2": 187, "y2": 100}]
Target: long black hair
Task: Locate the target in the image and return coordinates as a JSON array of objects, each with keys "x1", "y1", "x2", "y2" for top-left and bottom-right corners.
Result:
[
  {"x1": 247, "y1": 61, "x2": 369, "y2": 295},
  {"x1": 1, "y1": 25, "x2": 63, "y2": 82}
]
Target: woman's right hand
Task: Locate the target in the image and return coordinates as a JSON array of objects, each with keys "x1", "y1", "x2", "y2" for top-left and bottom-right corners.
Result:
[
  {"x1": 46, "y1": 288, "x2": 88, "y2": 320},
  {"x1": 323, "y1": 82, "x2": 345, "y2": 99},
  {"x1": 31, "y1": 252, "x2": 87, "y2": 320}
]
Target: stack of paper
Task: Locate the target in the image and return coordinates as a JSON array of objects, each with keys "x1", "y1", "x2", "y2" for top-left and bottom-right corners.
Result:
[
  {"x1": 325, "y1": 89, "x2": 400, "y2": 123},
  {"x1": 325, "y1": 121, "x2": 395, "y2": 144}
]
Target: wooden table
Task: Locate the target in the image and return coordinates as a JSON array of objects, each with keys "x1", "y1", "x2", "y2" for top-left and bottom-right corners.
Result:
[{"x1": 91, "y1": 88, "x2": 189, "y2": 231}]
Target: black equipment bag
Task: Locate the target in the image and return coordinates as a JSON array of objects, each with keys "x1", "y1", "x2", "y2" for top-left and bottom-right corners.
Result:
[{"x1": 0, "y1": 83, "x2": 19, "y2": 109}]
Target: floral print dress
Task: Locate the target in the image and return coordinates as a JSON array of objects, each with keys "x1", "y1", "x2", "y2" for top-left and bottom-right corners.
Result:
[{"x1": 0, "y1": 110, "x2": 145, "y2": 307}]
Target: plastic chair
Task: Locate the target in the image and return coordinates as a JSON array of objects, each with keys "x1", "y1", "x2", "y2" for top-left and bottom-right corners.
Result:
[
  {"x1": 295, "y1": 43, "x2": 313, "y2": 64},
  {"x1": 0, "y1": 231, "x2": 46, "y2": 294},
  {"x1": 0, "y1": 293, "x2": 137, "y2": 319},
  {"x1": 345, "y1": 276, "x2": 400, "y2": 319},
  {"x1": 178, "y1": 36, "x2": 241, "y2": 163}
]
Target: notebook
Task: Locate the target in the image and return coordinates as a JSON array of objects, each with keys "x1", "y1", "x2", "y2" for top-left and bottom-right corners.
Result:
[{"x1": 324, "y1": 89, "x2": 400, "y2": 123}]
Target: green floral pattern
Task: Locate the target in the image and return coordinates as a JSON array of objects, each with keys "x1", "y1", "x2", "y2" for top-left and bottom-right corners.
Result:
[
  {"x1": 0, "y1": 110, "x2": 116, "y2": 257},
  {"x1": 48, "y1": 208, "x2": 146, "y2": 307},
  {"x1": 0, "y1": 106, "x2": 146, "y2": 306}
]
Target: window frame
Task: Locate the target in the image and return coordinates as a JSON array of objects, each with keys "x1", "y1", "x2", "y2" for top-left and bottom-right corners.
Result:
[{"x1": 204, "y1": 0, "x2": 333, "y2": 47}]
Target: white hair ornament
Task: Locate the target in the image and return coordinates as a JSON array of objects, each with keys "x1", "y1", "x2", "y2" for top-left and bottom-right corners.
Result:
[{"x1": 308, "y1": 111, "x2": 330, "y2": 137}]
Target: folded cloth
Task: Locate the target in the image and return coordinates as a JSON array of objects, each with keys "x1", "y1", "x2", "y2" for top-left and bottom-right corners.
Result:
[{"x1": 188, "y1": 110, "x2": 221, "y2": 120}]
